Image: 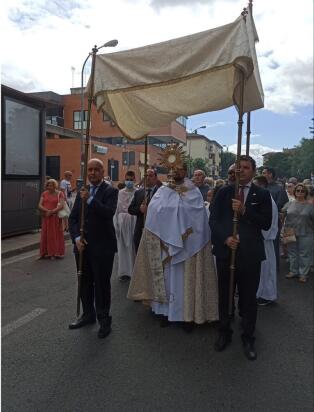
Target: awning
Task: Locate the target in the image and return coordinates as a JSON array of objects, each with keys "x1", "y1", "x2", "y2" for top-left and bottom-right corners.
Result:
[{"x1": 90, "y1": 11, "x2": 263, "y2": 140}]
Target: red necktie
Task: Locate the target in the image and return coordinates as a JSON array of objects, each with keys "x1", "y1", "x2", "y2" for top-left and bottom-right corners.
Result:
[{"x1": 239, "y1": 186, "x2": 245, "y2": 204}]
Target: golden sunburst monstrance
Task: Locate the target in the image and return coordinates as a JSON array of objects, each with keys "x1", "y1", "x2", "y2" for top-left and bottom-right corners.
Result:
[
  {"x1": 158, "y1": 143, "x2": 187, "y2": 188},
  {"x1": 158, "y1": 143, "x2": 186, "y2": 170}
]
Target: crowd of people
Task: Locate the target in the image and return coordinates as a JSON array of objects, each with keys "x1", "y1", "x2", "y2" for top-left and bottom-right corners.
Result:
[{"x1": 38, "y1": 158, "x2": 314, "y2": 360}]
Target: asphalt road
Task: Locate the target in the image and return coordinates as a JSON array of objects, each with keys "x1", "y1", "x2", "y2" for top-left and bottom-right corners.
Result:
[{"x1": 2, "y1": 245, "x2": 313, "y2": 412}]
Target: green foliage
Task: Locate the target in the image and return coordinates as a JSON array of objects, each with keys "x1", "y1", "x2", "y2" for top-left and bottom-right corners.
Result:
[
  {"x1": 221, "y1": 151, "x2": 236, "y2": 178},
  {"x1": 192, "y1": 158, "x2": 208, "y2": 173},
  {"x1": 264, "y1": 138, "x2": 314, "y2": 180},
  {"x1": 187, "y1": 158, "x2": 208, "y2": 177}
]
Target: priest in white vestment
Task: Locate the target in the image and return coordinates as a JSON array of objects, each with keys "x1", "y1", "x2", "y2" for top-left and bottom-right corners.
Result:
[
  {"x1": 114, "y1": 171, "x2": 137, "y2": 282},
  {"x1": 127, "y1": 160, "x2": 218, "y2": 328},
  {"x1": 254, "y1": 176, "x2": 278, "y2": 304}
]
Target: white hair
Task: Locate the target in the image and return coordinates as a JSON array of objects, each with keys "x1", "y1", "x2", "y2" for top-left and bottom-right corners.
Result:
[{"x1": 88, "y1": 158, "x2": 104, "y2": 168}]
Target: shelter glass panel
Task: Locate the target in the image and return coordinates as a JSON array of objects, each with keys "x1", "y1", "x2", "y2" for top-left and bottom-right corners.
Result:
[{"x1": 5, "y1": 98, "x2": 40, "y2": 176}]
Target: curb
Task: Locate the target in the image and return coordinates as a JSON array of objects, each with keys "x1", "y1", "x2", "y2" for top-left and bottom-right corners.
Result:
[{"x1": 2, "y1": 233, "x2": 71, "y2": 259}]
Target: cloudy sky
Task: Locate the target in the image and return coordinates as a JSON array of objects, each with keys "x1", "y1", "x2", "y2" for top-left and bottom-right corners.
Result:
[{"x1": 1, "y1": 0, "x2": 313, "y2": 152}]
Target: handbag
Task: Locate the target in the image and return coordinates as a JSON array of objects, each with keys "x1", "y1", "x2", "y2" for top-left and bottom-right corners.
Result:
[
  {"x1": 281, "y1": 227, "x2": 296, "y2": 244},
  {"x1": 57, "y1": 192, "x2": 71, "y2": 219}
]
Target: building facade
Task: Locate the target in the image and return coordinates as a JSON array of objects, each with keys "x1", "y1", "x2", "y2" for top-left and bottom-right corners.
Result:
[
  {"x1": 185, "y1": 133, "x2": 222, "y2": 177},
  {"x1": 32, "y1": 88, "x2": 187, "y2": 185}
]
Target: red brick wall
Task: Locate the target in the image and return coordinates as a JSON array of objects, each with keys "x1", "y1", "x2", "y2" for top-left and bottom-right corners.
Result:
[
  {"x1": 62, "y1": 93, "x2": 186, "y2": 143},
  {"x1": 46, "y1": 137, "x2": 165, "y2": 186},
  {"x1": 46, "y1": 91, "x2": 185, "y2": 187}
]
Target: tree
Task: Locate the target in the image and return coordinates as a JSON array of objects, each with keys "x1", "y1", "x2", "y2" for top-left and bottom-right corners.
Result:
[
  {"x1": 192, "y1": 158, "x2": 208, "y2": 174},
  {"x1": 220, "y1": 151, "x2": 236, "y2": 178},
  {"x1": 263, "y1": 138, "x2": 314, "y2": 180},
  {"x1": 263, "y1": 150, "x2": 294, "y2": 179},
  {"x1": 293, "y1": 138, "x2": 314, "y2": 180}
]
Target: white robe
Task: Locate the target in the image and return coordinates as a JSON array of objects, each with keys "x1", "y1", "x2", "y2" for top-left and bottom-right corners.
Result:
[
  {"x1": 113, "y1": 188, "x2": 137, "y2": 278},
  {"x1": 147, "y1": 179, "x2": 211, "y2": 321},
  {"x1": 257, "y1": 197, "x2": 278, "y2": 301}
]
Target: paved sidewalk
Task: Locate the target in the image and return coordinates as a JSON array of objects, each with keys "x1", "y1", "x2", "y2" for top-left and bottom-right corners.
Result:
[{"x1": 1, "y1": 231, "x2": 71, "y2": 259}]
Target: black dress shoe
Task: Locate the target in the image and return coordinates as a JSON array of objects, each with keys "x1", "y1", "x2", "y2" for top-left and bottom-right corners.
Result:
[
  {"x1": 119, "y1": 275, "x2": 131, "y2": 283},
  {"x1": 159, "y1": 316, "x2": 170, "y2": 328},
  {"x1": 182, "y1": 322, "x2": 194, "y2": 334},
  {"x1": 242, "y1": 340, "x2": 257, "y2": 361},
  {"x1": 68, "y1": 315, "x2": 96, "y2": 330},
  {"x1": 214, "y1": 333, "x2": 232, "y2": 352},
  {"x1": 98, "y1": 316, "x2": 112, "y2": 339}
]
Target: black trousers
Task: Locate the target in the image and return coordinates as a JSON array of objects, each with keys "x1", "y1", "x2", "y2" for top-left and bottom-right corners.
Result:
[
  {"x1": 75, "y1": 248, "x2": 115, "y2": 321},
  {"x1": 216, "y1": 256, "x2": 261, "y2": 341}
]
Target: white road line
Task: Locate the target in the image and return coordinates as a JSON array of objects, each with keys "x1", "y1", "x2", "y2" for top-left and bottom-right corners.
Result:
[
  {"x1": 2, "y1": 308, "x2": 47, "y2": 338},
  {"x1": 1, "y1": 241, "x2": 72, "y2": 267},
  {"x1": 1, "y1": 250, "x2": 39, "y2": 267}
]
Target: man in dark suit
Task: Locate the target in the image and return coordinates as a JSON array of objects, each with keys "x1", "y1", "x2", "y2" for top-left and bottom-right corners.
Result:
[
  {"x1": 68, "y1": 158, "x2": 118, "y2": 339},
  {"x1": 209, "y1": 155, "x2": 272, "y2": 360},
  {"x1": 128, "y1": 169, "x2": 159, "y2": 253}
]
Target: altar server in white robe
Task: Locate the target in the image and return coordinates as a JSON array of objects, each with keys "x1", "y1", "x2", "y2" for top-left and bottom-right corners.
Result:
[
  {"x1": 114, "y1": 171, "x2": 137, "y2": 282},
  {"x1": 254, "y1": 176, "x2": 278, "y2": 305},
  {"x1": 127, "y1": 160, "x2": 218, "y2": 331}
]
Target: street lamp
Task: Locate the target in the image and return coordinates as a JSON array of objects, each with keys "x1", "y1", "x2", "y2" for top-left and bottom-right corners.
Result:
[
  {"x1": 192, "y1": 125, "x2": 207, "y2": 134},
  {"x1": 80, "y1": 39, "x2": 118, "y2": 180},
  {"x1": 110, "y1": 158, "x2": 115, "y2": 181}
]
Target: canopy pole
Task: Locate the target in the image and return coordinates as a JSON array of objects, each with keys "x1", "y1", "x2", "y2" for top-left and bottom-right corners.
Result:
[
  {"x1": 144, "y1": 135, "x2": 148, "y2": 191},
  {"x1": 245, "y1": 1, "x2": 253, "y2": 157},
  {"x1": 246, "y1": 112, "x2": 251, "y2": 156},
  {"x1": 142, "y1": 135, "x2": 149, "y2": 223},
  {"x1": 228, "y1": 68, "x2": 245, "y2": 316},
  {"x1": 76, "y1": 45, "x2": 98, "y2": 317}
]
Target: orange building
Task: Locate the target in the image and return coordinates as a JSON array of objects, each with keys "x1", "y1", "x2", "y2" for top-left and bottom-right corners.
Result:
[{"x1": 32, "y1": 88, "x2": 187, "y2": 186}]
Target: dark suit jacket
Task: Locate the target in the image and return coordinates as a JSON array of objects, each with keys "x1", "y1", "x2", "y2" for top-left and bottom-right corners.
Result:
[
  {"x1": 69, "y1": 181, "x2": 118, "y2": 256},
  {"x1": 128, "y1": 186, "x2": 158, "y2": 248},
  {"x1": 209, "y1": 183, "x2": 272, "y2": 262}
]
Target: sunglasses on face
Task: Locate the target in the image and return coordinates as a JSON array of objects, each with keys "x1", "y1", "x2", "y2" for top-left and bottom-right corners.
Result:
[{"x1": 296, "y1": 189, "x2": 305, "y2": 193}]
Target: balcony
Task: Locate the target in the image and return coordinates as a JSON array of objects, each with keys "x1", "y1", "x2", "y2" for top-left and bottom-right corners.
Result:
[{"x1": 46, "y1": 116, "x2": 64, "y2": 127}]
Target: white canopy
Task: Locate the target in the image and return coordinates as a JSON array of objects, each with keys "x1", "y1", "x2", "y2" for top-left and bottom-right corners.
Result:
[{"x1": 90, "y1": 11, "x2": 263, "y2": 140}]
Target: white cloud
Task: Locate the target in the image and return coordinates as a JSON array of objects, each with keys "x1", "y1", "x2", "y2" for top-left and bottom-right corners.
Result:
[
  {"x1": 205, "y1": 121, "x2": 230, "y2": 128},
  {"x1": 228, "y1": 143, "x2": 280, "y2": 167},
  {"x1": 1, "y1": 0, "x2": 312, "y2": 115}
]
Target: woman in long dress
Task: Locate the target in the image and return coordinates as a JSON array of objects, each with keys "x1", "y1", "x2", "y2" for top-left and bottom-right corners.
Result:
[
  {"x1": 282, "y1": 183, "x2": 314, "y2": 283},
  {"x1": 38, "y1": 179, "x2": 65, "y2": 259}
]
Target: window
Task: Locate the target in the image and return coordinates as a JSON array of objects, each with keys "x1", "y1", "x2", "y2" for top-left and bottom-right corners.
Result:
[
  {"x1": 46, "y1": 116, "x2": 64, "y2": 127},
  {"x1": 176, "y1": 116, "x2": 187, "y2": 128},
  {"x1": 103, "y1": 112, "x2": 111, "y2": 121},
  {"x1": 46, "y1": 156, "x2": 60, "y2": 180},
  {"x1": 73, "y1": 110, "x2": 88, "y2": 130},
  {"x1": 122, "y1": 151, "x2": 135, "y2": 166}
]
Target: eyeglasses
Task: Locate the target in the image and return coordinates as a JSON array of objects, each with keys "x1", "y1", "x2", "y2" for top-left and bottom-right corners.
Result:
[{"x1": 295, "y1": 189, "x2": 305, "y2": 193}]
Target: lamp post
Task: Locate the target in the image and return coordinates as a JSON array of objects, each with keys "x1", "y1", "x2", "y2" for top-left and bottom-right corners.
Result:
[
  {"x1": 188, "y1": 125, "x2": 207, "y2": 177},
  {"x1": 123, "y1": 137, "x2": 129, "y2": 169},
  {"x1": 110, "y1": 158, "x2": 115, "y2": 181},
  {"x1": 192, "y1": 125, "x2": 207, "y2": 134},
  {"x1": 80, "y1": 39, "x2": 118, "y2": 180}
]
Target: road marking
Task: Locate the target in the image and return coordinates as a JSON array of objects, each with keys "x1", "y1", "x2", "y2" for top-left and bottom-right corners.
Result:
[
  {"x1": 1, "y1": 241, "x2": 72, "y2": 267},
  {"x1": 2, "y1": 308, "x2": 47, "y2": 338},
  {"x1": 1, "y1": 250, "x2": 39, "y2": 267}
]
